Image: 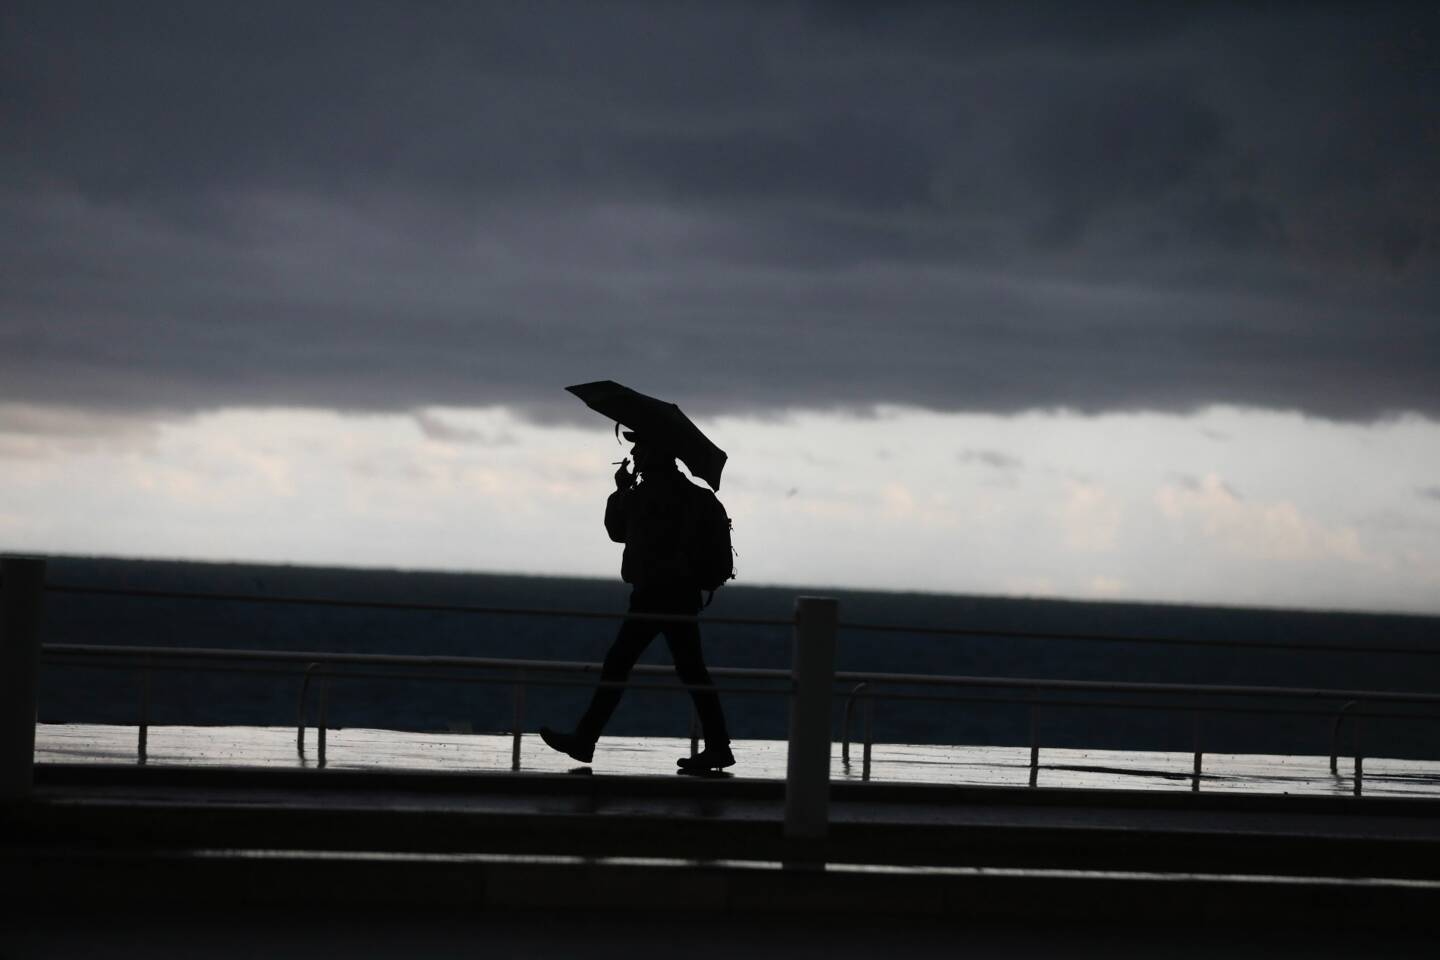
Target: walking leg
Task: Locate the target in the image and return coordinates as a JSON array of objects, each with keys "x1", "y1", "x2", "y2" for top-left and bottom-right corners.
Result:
[
  {"x1": 666, "y1": 623, "x2": 730, "y2": 748},
  {"x1": 575, "y1": 617, "x2": 657, "y2": 743}
]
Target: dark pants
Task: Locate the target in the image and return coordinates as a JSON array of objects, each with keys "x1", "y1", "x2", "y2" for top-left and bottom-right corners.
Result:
[{"x1": 576, "y1": 586, "x2": 730, "y2": 748}]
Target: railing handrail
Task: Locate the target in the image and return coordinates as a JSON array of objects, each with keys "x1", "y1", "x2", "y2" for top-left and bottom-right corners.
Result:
[
  {"x1": 40, "y1": 642, "x2": 791, "y2": 682},
  {"x1": 42, "y1": 642, "x2": 1440, "y2": 708},
  {"x1": 43, "y1": 583, "x2": 1440, "y2": 658},
  {"x1": 40, "y1": 584, "x2": 794, "y2": 629},
  {"x1": 831, "y1": 669, "x2": 1440, "y2": 706},
  {"x1": 835, "y1": 618, "x2": 1440, "y2": 658}
]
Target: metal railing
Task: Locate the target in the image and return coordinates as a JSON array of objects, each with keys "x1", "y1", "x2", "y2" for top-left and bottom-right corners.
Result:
[
  {"x1": 41, "y1": 641, "x2": 1440, "y2": 797},
  {"x1": 42, "y1": 642, "x2": 793, "y2": 769},
  {"x1": 836, "y1": 670, "x2": 1440, "y2": 795},
  {"x1": 6, "y1": 555, "x2": 1440, "y2": 834},
  {"x1": 5, "y1": 558, "x2": 838, "y2": 838}
]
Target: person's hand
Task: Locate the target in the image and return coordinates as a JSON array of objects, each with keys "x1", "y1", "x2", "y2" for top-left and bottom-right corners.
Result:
[{"x1": 614, "y1": 458, "x2": 634, "y2": 491}]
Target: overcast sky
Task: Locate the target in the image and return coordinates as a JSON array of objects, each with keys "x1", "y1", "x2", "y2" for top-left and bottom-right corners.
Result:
[{"x1": 3, "y1": 3, "x2": 1439, "y2": 613}]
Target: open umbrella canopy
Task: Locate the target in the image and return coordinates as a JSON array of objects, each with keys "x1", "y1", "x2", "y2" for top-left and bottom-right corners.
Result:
[{"x1": 566, "y1": 380, "x2": 728, "y2": 491}]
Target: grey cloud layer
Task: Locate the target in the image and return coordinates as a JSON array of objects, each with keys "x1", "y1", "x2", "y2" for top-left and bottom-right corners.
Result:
[
  {"x1": 959, "y1": 449, "x2": 1024, "y2": 470},
  {"x1": 3, "y1": 2, "x2": 1437, "y2": 419}
]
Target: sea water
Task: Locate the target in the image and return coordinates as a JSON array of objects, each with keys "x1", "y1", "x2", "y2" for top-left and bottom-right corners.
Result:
[{"x1": 32, "y1": 557, "x2": 1440, "y2": 760}]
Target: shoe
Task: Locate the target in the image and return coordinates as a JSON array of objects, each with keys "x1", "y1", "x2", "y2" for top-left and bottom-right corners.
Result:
[
  {"x1": 677, "y1": 744, "x2": 735, "y2": 772},
  {"x1": 539, "y1": 726, "x2": 594, "y2": 764}
]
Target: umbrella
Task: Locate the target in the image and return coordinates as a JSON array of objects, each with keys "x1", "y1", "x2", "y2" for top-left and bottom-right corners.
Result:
[{"x1": 566, "y1": 380, "x2": 728, "y2": 491}]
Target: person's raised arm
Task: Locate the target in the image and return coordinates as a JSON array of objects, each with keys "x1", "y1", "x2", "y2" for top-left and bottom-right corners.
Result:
[{"x1": 605, "y1": 458, "x2": 633, "y2": 542}]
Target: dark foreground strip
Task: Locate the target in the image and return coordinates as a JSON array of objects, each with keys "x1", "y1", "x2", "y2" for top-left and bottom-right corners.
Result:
[
  {"x1": 8, "y1": 793, "x2": 1440, "y2": 882},
  {"x1": 5, "y1": 846, "x2": 1438, "y2": 931}
]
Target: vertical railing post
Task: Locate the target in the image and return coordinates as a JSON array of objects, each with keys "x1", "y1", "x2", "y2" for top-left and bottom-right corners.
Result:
[
  {"x1": 1191, "y1": 711, "x2": 1202, "y2": 792},
  {"x1": 317, "y1": 677, "x2": 330, "y2": 769},
  {"x1": 511, "y1": 677, "x2": 525, "y2": 772},
  {"x1": 137, "y1": 666, "x2": 151, "y2": 766},
  {"x1": 861, "y1": 694, "x2": 873, "y2": 782},
  {"x1": 785, "y1": 596, "x2": 837, "y2": 843},
  {"x1": 1029, "y1": 702, "x2": 1040, "y2": 770},
  {"x1": 1028, "y1": 694, "x2": 1040, "y2": 788},
  {"x1": 1, "y1": 557, "x2": 47, "y2": 802},
  {"x1": 297, "y1": 663, "x2": 319, "y2": 760},
  {"x1": 1353, "y1": 712, "x2": 1364, "y2": 797},
  {"x1": 1330, "y1": 700, "x2": 1357, "y2": 774},
  {"x1": 841, "y1": 682, "x2": 867, "y2": 767}
]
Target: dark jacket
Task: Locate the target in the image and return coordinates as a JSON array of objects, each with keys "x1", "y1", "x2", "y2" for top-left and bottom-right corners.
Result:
[{"x1": 606, "y1": 468, "x2": 704, "y2": 590}]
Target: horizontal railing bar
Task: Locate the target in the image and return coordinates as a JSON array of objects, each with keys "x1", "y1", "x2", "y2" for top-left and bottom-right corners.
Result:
[
  {"x1": 40, "y1": 585, "x2": 794, "y2": 629},
  {"x1": 840, "y1": 688, "x2": 1440, "y2": 720},
  {"x1": 42, "y1": 654, "x2": 1434, "y2": 720},
  {"x1": 41, "y1": 643, "x2": 790, "y2": 681},
  {"x1": 41, "y1": 651, "x2": 1434, "y2": 720},
  {"x1": 832, "y1": 670, "x2": 1440, "y2": 706},
  {"x1": 45, "y1": 643, "x2": 1440, "y2": 709},
  {"x1": 835, "y1": 619, "x2": 1440, "y2": 658},
  {"x1": 43, "y1": 656, "x2": 790, "y2": 696},
  {"x1": 280, "y1": 669, "x2": 789, "y2": 698}
]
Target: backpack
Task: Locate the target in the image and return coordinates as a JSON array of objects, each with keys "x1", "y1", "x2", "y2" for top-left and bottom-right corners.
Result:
[{"x1": 688, "y1": 486, "x2": 735, "y2": 604}]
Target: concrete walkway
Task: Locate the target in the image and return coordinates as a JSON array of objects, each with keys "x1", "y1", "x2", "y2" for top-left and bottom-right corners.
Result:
[
  {"x1": 7, "y1": 759, "x2": 1440, "y2": 948},
  {"x1": 10, "y1": 725, "x2": 1440, "y2": 944}
]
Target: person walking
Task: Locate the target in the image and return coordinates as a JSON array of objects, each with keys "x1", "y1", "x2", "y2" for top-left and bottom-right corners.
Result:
[{"x1": 540, "y1": 433, "x2": 734, "y2": 772}]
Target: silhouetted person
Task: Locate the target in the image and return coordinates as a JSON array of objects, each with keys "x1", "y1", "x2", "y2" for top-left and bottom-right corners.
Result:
[{"x1": 540, "y1": 436, "x2": 734, "y2": 771}]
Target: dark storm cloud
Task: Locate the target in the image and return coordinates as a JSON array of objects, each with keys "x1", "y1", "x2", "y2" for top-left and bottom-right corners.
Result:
[{"x1": 2, "y1": 1, "x2": 1438, "y2": 422}]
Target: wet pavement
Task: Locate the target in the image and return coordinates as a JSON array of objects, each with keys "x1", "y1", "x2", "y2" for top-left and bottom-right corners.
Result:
[{"x1": 34, "y1": 722, "x2": 1440, "y2": 799}]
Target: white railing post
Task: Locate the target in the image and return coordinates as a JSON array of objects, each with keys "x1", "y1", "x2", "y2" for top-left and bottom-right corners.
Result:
[
  {"x1": 785, "y1": 595, "x2": 837, "y2": 842},
  {"x1": 1, "y1": 556, "x2": 47, "y2": 801}
]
